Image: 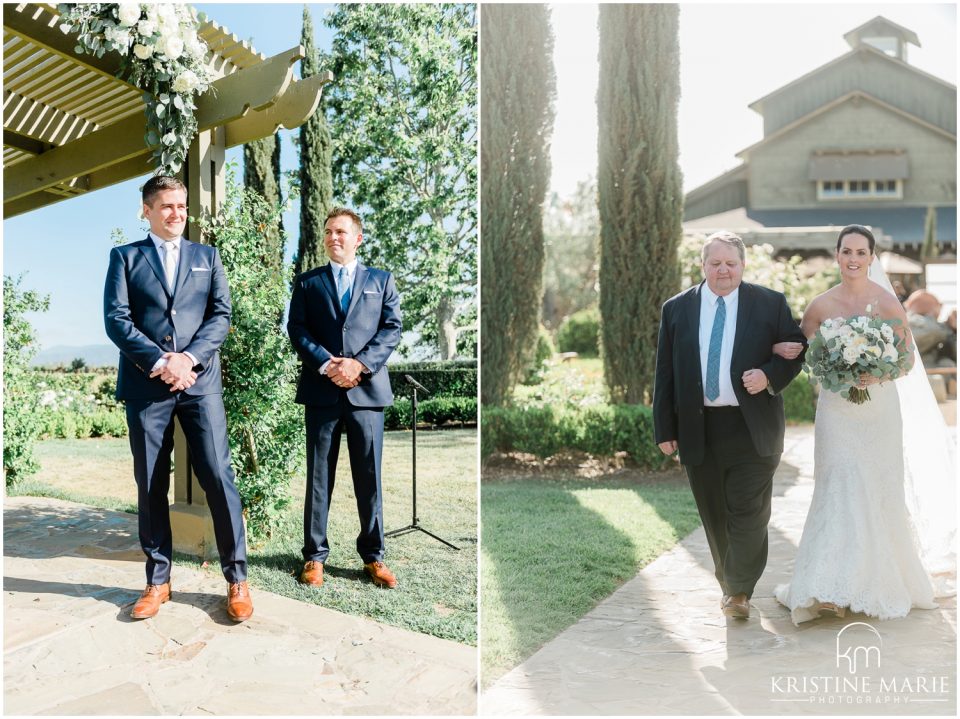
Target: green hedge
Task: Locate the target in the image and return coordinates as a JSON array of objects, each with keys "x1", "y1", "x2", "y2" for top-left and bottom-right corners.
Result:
[
  {"x1": 482, "y1": 403, "x2": 668, "y2": 468},
  {"x1": 388, "y1": 360, "x2": 477, "y2": 399},
  {"x1": 385, "y1": 396, "x2": 477, "y2": 430},
  {"x1": 783, "y1": 371, "x2": 816, "y2": 423}
]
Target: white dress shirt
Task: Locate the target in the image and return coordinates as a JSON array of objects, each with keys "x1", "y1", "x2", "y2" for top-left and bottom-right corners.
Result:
[
  {"x1": 699, "y1": 284, "x2": 740, "y2": 407},
  {"x1": 320, "y1": 258, "x2": 359, "y2": 376},
  {"x1": 148, "y1": 233, "x2": 196, "y2": 372}
]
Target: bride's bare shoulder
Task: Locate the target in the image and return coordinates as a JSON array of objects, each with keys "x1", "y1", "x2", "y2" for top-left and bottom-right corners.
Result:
[{"x1": 805, "y1": 288, "x2": 839, "y2": 319}]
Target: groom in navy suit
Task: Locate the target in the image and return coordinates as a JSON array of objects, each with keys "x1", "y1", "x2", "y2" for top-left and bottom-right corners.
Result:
[
  {"x1": 104, "y1": 175, "x2": 252, "y2": 622},
  {"x1": 288, "y1": 207, "x2": 402, "y2": 589}
]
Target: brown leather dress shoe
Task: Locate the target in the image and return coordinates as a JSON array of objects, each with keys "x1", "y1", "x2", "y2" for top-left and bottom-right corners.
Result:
[
  {"x1": 300, "y1": 560, "x2": 324, "y2": 587},
  {"x1": 130, "y1": 582, "x2": 171, "y2": 619},
  {"x1": 226, "y1": 581, "x2": 254, "y2": 622},
  {"x1": 363, "y1": 560, "x2": 398, "y2": 588},
  {"x1": 722, "y1": 593, "x2": 750, "y2": 619}
]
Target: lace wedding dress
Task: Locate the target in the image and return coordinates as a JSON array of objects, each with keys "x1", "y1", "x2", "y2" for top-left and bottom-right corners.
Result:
[{"x1": 775, "y1": 365, "x2": 938, "y2": 624}]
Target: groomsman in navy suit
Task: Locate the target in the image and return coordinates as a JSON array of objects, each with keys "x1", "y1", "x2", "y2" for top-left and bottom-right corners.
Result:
[
  {"x1": 288, "y1": 207, "x2": 402, "y2": 589},
  {"x1": 103, "y1": 175, "x2": 252, "y2": 621}
]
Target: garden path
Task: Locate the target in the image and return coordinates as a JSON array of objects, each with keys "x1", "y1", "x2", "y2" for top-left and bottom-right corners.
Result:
[
  {"x1": 3, "y1": 496, "x2": 476, "y2": 715},
  {"x1": 482, "y1": 425, "x2": 957, "y2": 715}
]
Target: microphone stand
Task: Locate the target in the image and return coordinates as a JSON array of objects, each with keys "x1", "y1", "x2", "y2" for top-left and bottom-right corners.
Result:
[{"x1": 385, "y1": 374, "x2": 460, "y2": 550}]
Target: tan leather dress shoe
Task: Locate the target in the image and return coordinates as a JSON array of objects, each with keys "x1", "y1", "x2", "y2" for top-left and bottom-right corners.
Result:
[
  {"x1": 722, "y1": 593, "x2": 750, "y2": 619},
  {"x1": 130, "y1": 582, "x2": 171, "y2": 619},
  {"x1": 226, "y1": 581, "x2": 254, "y2": 622},
  {"x1": 363, "y1": 560, "x2": 398, "y2": 588},
  {"x1": 300, "y1": 560, "x2": 324, "y2": 587}
]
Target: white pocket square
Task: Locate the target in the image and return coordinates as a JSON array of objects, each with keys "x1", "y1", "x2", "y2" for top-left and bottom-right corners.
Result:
[
  {"x1": 191, "y1": 267, "x2": 210, "y2": 272},
  {"x1": 363, "y1": 290, "x2": 380, "y2": 294}
]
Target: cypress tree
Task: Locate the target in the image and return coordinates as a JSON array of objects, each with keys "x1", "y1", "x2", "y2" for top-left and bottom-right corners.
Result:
[
  {"x1": 480, "y1": 4, "x2": 556, "y2": 406},
  {"x1": 597, "y1": 4, "x2": 683, "y2": 404},
  {"x1": 242, "y1": 133, "x2": 284, "y2": 270},
  {"x1": 295, "y1": 4, "x2": 334, "y2": 276}
]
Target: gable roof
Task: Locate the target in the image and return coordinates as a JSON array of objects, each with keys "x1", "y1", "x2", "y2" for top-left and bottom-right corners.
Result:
[
  {"x1": 737, "y1": 90, "x2": 956, "y2": 159},
  {"x1": 748, "y1": 43, "x2": 955, "y2": 118}
]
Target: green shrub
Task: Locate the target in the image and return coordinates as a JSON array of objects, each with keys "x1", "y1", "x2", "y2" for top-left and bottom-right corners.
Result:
[
  {"x1": 482, "y1": 402, "x2": 668, "y2": 468},
  {"x1": 4, "y1": 276, "x2": 50, "y2": 483},
  {"x1": 783, "y1": 371, "x2": 816, "y2": 423},
  {"x1": 385, "y1": 396, "x2": 477, "y2": 430},
  {"x1": 521, "y1": 325, "x2": 555, "y2": 385},
  {"x1": 557, "y1": 307, "x2": 600, "y2": 357},
  {"x1": 388, "y1": 360, "x2": 477, "y2": 399},
  {"x1": 90, "y1": 409, "x2": 128, "y2": 438}
]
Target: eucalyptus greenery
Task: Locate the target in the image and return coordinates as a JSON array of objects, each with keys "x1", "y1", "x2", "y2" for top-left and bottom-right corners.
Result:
[{"x1": 57, "y1": 3, "x2": 211, "y2": 175}]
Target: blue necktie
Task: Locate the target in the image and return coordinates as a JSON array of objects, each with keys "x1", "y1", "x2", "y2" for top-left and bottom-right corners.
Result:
[
  {"x1": 338, "y1": 266, "x2": 351, "y2": 314},
  {"x1": 705, "y1": 296, "x2": 725, "y2": 401}
]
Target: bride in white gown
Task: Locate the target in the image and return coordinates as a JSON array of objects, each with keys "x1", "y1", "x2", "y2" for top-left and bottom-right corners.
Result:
[{"x1": 773, "y1": 225, "x2": 955, "y2": 624}]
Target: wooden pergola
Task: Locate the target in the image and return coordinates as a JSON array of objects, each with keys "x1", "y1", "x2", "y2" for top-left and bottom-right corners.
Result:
[{"x1": 3, "y1": 2, "x2": 331, "y2": 556}]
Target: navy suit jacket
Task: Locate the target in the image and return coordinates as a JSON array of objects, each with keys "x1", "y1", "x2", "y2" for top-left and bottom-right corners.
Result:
[
  {"x1": 104, "y1": 237, "x2": 231, "y2": 400},
  {"x1": 652, "y1": 281, "x2": 805, "y2": 465},
  {"x1": 288, "y1": 263, "x2": 402, "y2": 407}
]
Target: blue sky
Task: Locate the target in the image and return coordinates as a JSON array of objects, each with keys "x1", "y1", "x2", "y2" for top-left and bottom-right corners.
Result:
[{"x1": 3, "y1": 3, "x2": 335, "y2": 350}]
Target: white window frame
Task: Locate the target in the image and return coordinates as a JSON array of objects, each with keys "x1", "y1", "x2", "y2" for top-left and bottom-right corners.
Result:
[{"x1": 816, "y1": 179, "x2": 903, "y2": 201}]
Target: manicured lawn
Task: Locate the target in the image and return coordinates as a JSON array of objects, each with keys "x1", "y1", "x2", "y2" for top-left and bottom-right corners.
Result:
[
  {"x1": 480, "y1": 470, "x2": 701, "y2": 688},
  {"x1": 11, "y1": 429, "x2": 478, "y2": 645}
]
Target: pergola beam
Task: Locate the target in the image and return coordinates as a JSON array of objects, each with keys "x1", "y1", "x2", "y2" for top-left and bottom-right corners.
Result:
[
  {"x1": 224, "y1": 71, "x2": 332, "y2": 147},
  {"x1": 3, "y1": 3, "x2": 123, "y2": 80},
  {"x1": 3, "y1": 128, "x2": 48, "y2": 155},
  {"x1": 4, "y1": 45, "x2": 304, "y2": 208}
]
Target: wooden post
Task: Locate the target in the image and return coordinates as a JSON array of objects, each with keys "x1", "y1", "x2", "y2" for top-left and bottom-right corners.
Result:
[{"x1": 169, "y1": 125, "x2": 227, "y2": 561}]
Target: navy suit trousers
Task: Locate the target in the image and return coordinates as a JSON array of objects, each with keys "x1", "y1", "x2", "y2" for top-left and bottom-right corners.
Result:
[
  {"x1": 125, "y1": 393, "x2": 247, "y2": 584},
  {"x1": 302, "y1": 396, "x2": 385, "y2": 564}
]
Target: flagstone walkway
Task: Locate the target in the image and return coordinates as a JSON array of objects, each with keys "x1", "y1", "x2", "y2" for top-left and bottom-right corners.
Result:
[
  {"x1": 481, "y1": 426, "x2": 957, "y2": 715},
  {"x1": 3, "y1": 496, "x2": 476, "y2": 715}
]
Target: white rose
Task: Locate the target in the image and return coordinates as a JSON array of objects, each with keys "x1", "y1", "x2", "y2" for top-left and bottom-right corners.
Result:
[
  {"x1": 172, "y1": 69, "x2": 198, "y2": 94},
  {"x1": 133, "y1": 43, "x2": 153, "y2": 60},
  {"x1": 820, "y1": 322, "x2": 839, "y2": 341},
  {"x1": 881, "y1": 324, "x2": 894, "y2": 340},
  {"x1": 117, "y1": 3, "x2": 142, "y2": 27},
  {"x1": 162, "y1": 35, "x2": 184, "y2": 61},
  {"x1": 842, "y1": 345, "x2": 860, "y2": 364},
  {"x1": 157, "y1": 4, "x2": 178, "y2": 26},
  {"x1": 39, "y1": 390, "x2": 57, "y2": 407},
  {"x1": 186, "y1": 35, "x2": 207, "y2": 61},
  {"x1": 137, "y1": 19, "x2": 157, "y2": 37}
]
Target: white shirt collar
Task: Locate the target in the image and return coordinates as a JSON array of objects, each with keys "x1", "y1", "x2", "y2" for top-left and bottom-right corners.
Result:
[
  {"x1": 702, "y1": 282, "x2": 739, "y2": 307},
  {"x1": 329, "y1": 258, "x2": 358, "y2": 274},
  {"x1": 150, "y1": 232, "x2": 182, "y2": 249}
]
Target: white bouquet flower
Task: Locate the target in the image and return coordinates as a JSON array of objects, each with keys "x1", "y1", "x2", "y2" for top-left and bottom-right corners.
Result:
[{"x1": 804, "y1": 310, "x2": 910, "y2": 404}]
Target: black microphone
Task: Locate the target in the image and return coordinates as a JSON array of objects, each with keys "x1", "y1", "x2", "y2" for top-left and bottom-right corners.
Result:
[{"x1": 403, "y1": 374, "x2": 430, "y2": 395}]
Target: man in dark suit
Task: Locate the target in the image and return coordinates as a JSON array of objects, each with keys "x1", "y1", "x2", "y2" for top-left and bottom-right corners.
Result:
[
  {"x1": 288, "y1": 207, "x2": 402, "y2": 589},
  {"x1": 653, "y1": 231, "x2": 805, "y2": 619},
  {"x1": 104, "y1": 175, "x2": 252, "y2": 622}
]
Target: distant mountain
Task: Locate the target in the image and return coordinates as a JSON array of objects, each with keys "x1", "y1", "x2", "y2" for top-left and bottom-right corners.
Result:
[{"x1": 31, "y1": 344, "x2": 118, "y2": 368}]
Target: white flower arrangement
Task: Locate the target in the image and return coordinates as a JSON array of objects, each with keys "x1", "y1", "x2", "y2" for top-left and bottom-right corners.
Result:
[
  {"x1": 57, "y1": 3, "x2": 212, "y2": 175},
  {"x1": 804, "y1": 311, "x2": 910, "y2": 404}
]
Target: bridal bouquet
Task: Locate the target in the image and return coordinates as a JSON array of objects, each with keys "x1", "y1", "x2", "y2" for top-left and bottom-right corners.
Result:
[{"x1": 804, "y1": 312, "x2": 910, "y2": 404}]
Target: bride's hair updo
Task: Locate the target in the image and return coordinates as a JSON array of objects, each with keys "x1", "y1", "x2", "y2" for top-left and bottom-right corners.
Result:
[{"x1": 836, "y1": 224, "x2": 876, "y2": 253}]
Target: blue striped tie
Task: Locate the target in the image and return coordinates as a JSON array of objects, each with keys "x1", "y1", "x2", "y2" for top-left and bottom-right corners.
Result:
[
  {"x1": 705, "y1": 296, "x2": 725, "y2": 401},
  {"x1": 338, "y1": 266, "x2": 351, "y2": 314}
]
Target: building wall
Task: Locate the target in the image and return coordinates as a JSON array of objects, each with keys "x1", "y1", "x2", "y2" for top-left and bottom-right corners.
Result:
[
  {"x1": 748, "y1": 99, "x2": 957, "y2": 210},
  {"x1": 683, "y1": 179, "x2": 748, "y2": 220},
  {"x1": 761, "y1": 51, "x2": 957, "y2": 137}
]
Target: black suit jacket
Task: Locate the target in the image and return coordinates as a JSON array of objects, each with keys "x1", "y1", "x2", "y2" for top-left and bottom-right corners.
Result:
[
  {"x1": 653, "y1": 281, "x2": 805, "y2": 466},
  {"x1": 288, "y1": 262, "x2": 402, "y2": 408}
]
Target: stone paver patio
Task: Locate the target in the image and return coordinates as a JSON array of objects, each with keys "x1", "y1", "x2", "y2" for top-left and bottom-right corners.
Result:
[
  {"x1": 482, "y1": 426, "x2": 957, "y2": 715},
  {"x1": 3, "y1": 496, "x2": 476, "y2": 715}
]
